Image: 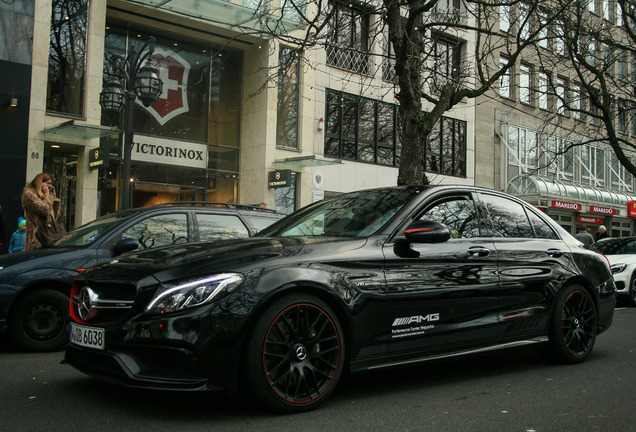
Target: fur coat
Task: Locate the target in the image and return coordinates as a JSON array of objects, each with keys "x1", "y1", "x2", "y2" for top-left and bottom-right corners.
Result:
[{"x1": 21, "y1": 188, "x2": 61, "y2": 251}]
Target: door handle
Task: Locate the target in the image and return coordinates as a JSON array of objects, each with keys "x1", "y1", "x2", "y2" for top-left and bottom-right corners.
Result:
[
  {"x1": 468, "y1": 246, "x2": 491, "y2": 257},
  {"x1": 546, "y1": 248, "x2": 564, "y2": 258}
]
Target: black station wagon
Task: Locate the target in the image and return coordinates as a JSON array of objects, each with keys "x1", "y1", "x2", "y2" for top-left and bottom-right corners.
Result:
[{"x1": 64, "y1": 186, "x2": 616, "y2": 412}]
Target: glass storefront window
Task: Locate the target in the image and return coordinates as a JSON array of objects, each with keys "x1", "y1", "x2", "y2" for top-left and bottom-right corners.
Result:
[
  {"x1": 100, "y1": 22, "x2": 243, "y2": 210},
  {"x1": 47, "y1": 0, "x2": 88, "y2": 116}
]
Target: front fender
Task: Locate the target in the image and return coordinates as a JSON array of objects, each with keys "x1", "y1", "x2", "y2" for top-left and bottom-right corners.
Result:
[{"x1": 0, "y1": 268, "x2": 82, "y2": 323}]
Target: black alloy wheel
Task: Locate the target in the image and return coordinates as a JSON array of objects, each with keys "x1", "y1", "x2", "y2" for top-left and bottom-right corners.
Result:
[
  {"x1": 548, "y1": 285, "x2": 597, "y2": 363},
  {"x1": 8, "y1": 289, "x2": 69, "y2": 352},
  {"x1": 628, "y1": 275, "x2": 636, "y2": 307},
  {"x1": 245, "y1": 294, "x2": 345, "y2": 412}
]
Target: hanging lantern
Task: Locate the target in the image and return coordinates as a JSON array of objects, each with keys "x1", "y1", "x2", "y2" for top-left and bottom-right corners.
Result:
[
  {"x1": 99, "y1": 78, "x2": 125, "y2": 112},
  {"x1": 133, "y1": 62, "x2": 163, "y2": 107}
]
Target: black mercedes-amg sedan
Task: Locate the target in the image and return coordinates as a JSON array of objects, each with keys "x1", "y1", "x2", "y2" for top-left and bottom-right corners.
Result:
[{"x1": 65, "y1": 185, "x2": 616, "y2": 412}]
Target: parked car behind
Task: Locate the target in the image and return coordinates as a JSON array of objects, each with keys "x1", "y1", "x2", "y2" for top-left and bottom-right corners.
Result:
[
  {"x1": 595, "y1": 237, "x2": 636, "y2": 306},
  {"x1": 0, "y1": 202, "x2": 284, "y2": 352},
  {"x1": 64, "y1": 185, "x2": 616, "y2": 412}
]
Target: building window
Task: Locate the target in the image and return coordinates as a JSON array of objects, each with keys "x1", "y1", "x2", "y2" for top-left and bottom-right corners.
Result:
[
  {"x1": 571, "y1": 83, "x2": 583, "y2": 120},
  {"x1": 554, "y1": 20, "x2": 566, "y2": 56},
  {"x1": 431, "y1": 36, "x2": 462, "y2": 94},
  {"x1": 519, "y1": 3, "x2": 531, "y2": 40},
  {"x1": 556, "y1": 77, "x2": 568, "y2": 116},
  {"x1": 581, "y1": 145, "x2": 605, "y2": 187},
  {"x1": 617, "y1": 1, "x2": 624, "y2": 26},
  {"x1": 602, "y1": 0, "x2": 612, "y2": 21},
  {"x1": 631, "y1": 102, "x2": 636, "y2": 137},
  {"x1": 508, "y1": 125, "x2": 538, "y2": 172},
  {"x1": 520, "y1": 64, "x2": 532, "y2": 105},
  {"x1": 499, "y1": 57, "x2": 512, "y2": 99},
  {"x1": 47, "y1": 0, "x2": 88, "y2": 116},
  {"x1": 545, "y1": 136, "x2": 574, "y2": 180},
  {"x1": 425, "y1": 116, "x2": 467, "y2": 177},
  {"x1": 539, "y1": 10, "x2": 549, "y2": 49},
  {"x1": 611, "y1": 153, "x2": 632, "y2": 192},
  {"x1": 276, "y1": 47, "x2": 300, "y2": 149},
  {"x1": 617, "y1": 49, "x2": 627, "y2": 81},
  {"x1": 589, "y1": 0, "x2": 597, "y2": 15},
  {"x1": 618, "y1": 99, "x2": 627, "y2": 134},
  {"x1": 326, "y1": 1, "x2": 370, "y2": 75},
  {"x1": 500, "y1": 4, "x2": 511, "y2": 32},
  {"x1": 324, "y1": 89, "x2": 397, "y2": 166},
  {"x1": 538, "y1": 71, "x2": 549, "y2": 110}
]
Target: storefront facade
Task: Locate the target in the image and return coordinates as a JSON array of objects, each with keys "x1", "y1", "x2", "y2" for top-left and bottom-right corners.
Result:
[{"x1": 16, "y1": 0, "x2": 477, "y2": 230}]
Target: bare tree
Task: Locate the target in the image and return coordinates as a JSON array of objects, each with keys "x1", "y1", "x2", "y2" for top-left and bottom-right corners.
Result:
[
  {"x1": 526, "y1": 0, "x2": 636, "y2": 179},
  {"x1": 237, "y1": 0, "x2": 560, "y2": 185}
]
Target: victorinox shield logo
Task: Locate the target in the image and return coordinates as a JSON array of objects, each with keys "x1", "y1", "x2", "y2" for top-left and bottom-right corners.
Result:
[{"x1": 141, "y1": 48, "x2": 191, "y2": 126}]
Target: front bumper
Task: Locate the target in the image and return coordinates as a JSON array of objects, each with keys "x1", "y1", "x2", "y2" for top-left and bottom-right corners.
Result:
[{"x1": 64, "y1": 343, "x2": 214, "y2": 391}]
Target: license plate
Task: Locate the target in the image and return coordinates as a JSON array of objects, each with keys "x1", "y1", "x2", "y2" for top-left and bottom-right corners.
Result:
[{"x1": 69, "y1": 323, "x2": 105, "y2": 350}]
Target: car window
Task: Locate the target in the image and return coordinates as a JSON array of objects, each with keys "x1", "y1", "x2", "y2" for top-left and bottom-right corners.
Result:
[
  {"x1": 480, "y1": 194, "x2": 534, "y2": 238},
  {"x1": 196, "y1": 213, "x2": 249, "y2": 241},
  {"x1": 259, "y1": 188, "x2": 418, "y2": 238},
  {"x1": 418, "y1": 196, "x2": 480, "y2": 238},
  {"x1": 122, "y1": 213, "x2": 189, "y2": 249},
  {"x1": 526, "y1": 209, "x2": 559, "y2": 239},
  {"x1": 245, "y1": 215, "x2": 281, "y2": 233},
  {"x1": 596, "y1": 239, "x2": 636, "y2": 254},
  {"x1": 51, "y1": 210, "x2": 138, "y2": 247}
]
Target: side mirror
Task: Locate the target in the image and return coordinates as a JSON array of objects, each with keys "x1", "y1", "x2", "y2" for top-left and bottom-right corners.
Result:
[
  {"x1": 112, "y1": 238, "x2": 140, "y2": 256},
  {"x1": 404, "y1": 220, "x2": 450, "y2": 244}
]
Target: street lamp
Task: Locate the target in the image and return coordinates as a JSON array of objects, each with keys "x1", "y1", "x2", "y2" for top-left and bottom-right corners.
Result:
[{"x1": 99, "y1": 37, "x2": 163, "y2": 210}]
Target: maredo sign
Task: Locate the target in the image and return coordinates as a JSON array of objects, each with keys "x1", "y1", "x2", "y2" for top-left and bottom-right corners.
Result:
[
  {"x1": 628, "y1": 201, "x2": 636, "y2": 218},
  {"x1": 589, "y1": 205, "x2": 616, "y2": 215},
  {"x1": 550, "y1": 200, "x2": 582, "y2": 211}
]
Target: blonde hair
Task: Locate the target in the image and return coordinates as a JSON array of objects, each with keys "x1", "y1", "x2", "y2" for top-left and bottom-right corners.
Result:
[{"x1": 26, "y1": 173, "x2": 52, "y2": 199}]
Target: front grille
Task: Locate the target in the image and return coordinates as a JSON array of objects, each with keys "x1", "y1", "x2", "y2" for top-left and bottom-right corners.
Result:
[{"x1": 72, "y1": 280, "x2": 140, "y2": 325}]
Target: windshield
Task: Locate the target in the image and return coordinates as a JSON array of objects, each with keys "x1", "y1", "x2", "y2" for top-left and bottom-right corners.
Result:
[
  {"x1": 49, "y1": 211, "x2": 138, "y2": 248},
  {"x1": 258, "y1": 188, "x2": 420, "y2": 238},
  {"x1": 595, "y1": 238, "x2": 636, "y2": 255}
]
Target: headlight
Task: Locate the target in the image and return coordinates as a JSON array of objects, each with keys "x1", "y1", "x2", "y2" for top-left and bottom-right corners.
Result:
[
  {"x1": 610, "y1": 263, "x2": 627, "y2": 274},
  {"x1": 146, "y1": 273, "x2": 244, "y2": 315}
]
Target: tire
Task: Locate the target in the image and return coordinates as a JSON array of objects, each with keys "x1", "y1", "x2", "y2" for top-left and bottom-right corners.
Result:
[
  {"x1": 9, "y1": 289, "x2": 69, "y2": 352},
  {"x1": 627, "y1": 275, "x2": 636, "y2": 307},
  {"x1": 548, "y1": 285, "x2": 597, "y2": 364},
  {"x1": 244, "y1": 294, "x2": 345, "y2": 413}
]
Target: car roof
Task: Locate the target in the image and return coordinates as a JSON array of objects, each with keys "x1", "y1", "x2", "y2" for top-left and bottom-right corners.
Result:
[{"x1": 110, "y1": 202, "x2": 285, "y2": 217}]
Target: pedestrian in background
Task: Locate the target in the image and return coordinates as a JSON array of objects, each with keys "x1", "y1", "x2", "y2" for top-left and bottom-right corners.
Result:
[
  {"x1": 574, "y1": 225, "x2": 594, "y2": 245},
  {"x1": 21, "y1": 173, "x2": 63, "y2": 250},
  {"x1": 8, "y1": 217, "x2": 26, "y2": 253},
  {"x1": 594, "y1": 225, "x2": 609, "y2": 242}
]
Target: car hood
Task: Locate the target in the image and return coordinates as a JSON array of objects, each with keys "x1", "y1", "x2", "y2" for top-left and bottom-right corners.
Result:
[
  {"x1": 0, "y1": 247, "x2": 94, "y2": 273},
  {"x1": 82, "y1": 236, "x2": 368, "y2": 284}
]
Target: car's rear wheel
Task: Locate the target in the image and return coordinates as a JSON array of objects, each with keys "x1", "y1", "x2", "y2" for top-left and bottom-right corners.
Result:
[
  {"x1": 244, "y1": 294, "x2": 345, "y2": 413},
  {"x1": 627, "y1": 275, "x2": 636, "y2": 307},
  {"x1": 548, "y1": 285, "x2": 597, "y2": 363},
  {"x1": 9, "y1": 289, "x2": 69, "y2": 352}
]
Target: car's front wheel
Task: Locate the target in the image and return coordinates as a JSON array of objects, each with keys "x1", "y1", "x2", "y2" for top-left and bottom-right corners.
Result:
[
  {"x1": 244, "y1": 294, "x2": 345, "y2": 413},
  {"x1": 9, "y1": 289, "x2": 69, "y2": 352},
  {"x1": 548, "y1": 285, "x2": 597, "y2": 363}
]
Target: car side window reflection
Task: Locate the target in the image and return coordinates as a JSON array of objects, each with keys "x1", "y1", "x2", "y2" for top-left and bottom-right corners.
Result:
[
  {"x1": 526, "y1": 209, "x2": 559, "y2": 239},
  {"x1": 418, "y1": 196, "x2": 480, "y2": 238},
  {"x1": 122, "y1": 213, "x2": 189, "y2": 249},
  {"x1": 480, "y1": 194, "x2": 536, "y2": 238},
  {"x1": 196, "y1": 213, "x2": 249, "y2": 241}
]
